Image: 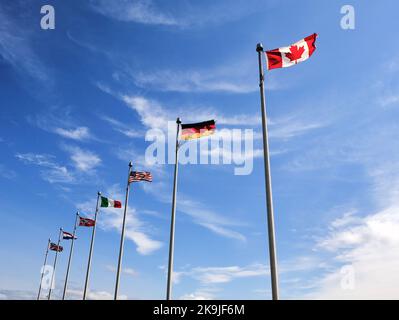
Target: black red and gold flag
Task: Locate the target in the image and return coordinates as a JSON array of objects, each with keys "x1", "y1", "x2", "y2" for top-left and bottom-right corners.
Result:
[{"x1": 181, "y1": 120, "x2": 216, "y2": 140}]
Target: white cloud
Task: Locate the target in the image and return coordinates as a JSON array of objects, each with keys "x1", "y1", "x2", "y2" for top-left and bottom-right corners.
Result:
[
  {"x1": 91, "y1": 0, "x2": 177, "y2": 26},
  {"x1": 175, "y1": 264, "x2": 268, "y2": 286},
  {"x1": 91, "y1": 0, "x2": 266, "y2": 28},
  {"x1": 54, "y1": 127, "x2": 92, "y2": 141},
  {"x1": 106, "y1": 265, "x2": 139, "y2": 277},
  {"x1": 0, "y1": 164, "x2": 16, "y2": 180},
  {"x1": 122, "y1": 95, "x2": 169, "y2": 130},
  {"x1": 133, "y1": 68, "x2": 258, "y2": 94},
  {"x1": 0, "y1": 6, "x2": 48, "y2": 81},
  {"x1": 15, "y1": 153, "x2": 75, "y2": 184},
  {"x1": 269, "y1": 116, "x2": 326, "y2": 140},
  {"x1": 113, "y1": 93, "x2": 261, "y2": 130},
  {"x1": 66, "y1": 288, "x2": 128, "y2": 300},
  {"x1": 63, "y1": 145, "x2": 101, "y2": 172},
  {"x1": 100, "y1": 116, "x2": 142, "y2": 138},
  {"x1": 379, "y1": 94, "x2": 399, "y2": 107},
  {"x1": 28, "y1": 108, "x2": 95, "y2": 141},
  {"x1": 310, "y1": 206, "x2": 399, "y2": 299},
  {"x1": 0, "y1": 289, "x2": 35, "y2": 300},
  {"x1": 179, "y1": 290, "x2": 216, "y2": 300}
]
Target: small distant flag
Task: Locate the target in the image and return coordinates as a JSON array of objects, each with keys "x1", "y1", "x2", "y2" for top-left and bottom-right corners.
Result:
[
  {"x1": 79, "y1": 216, "x2": 95, "y2": 227},
  {"x1": 265, "y1": 33, "x2": 317, "y2": 70},
  {"x1": 181, "y1": 120, "x2": 216, "y2": 140},
  {"x1": 129, "y1": 171, "x2": 152, "y2": 183},
  {"x1": 101, "y1": 196, "x2": 122, "y2": 208},
  {"x1": 62, "y1": 231, "x2": 77, "y2": 240},
  {"x1": 50, "y1": 243, "x2": 63, "y2": 252}
]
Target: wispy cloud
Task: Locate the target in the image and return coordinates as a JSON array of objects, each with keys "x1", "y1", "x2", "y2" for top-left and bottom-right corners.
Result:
[
  {"x1": 179, "y1": 288, "x2": 219, "y2": 300},
  {"x1": 142, "y1": 182, "x2": 247, "y2": 242},
  {"x1": 96, "y1": 87, "x2": 261, "y2": 129},
  {"x1": 54, "y1": 127, "x2": 92, "y2": 141},
  {"x1": 132, "y1": 68, "x2": 259, "y2": 94},
  {"x1": 91, "y1": 0, "x2": 177, "y2": 26},
  {"x1": 63, "y1": 145, "x2": 101, "y2": 172},
  {"x1": 28, "y1": 108, "x2": 95, "y2": 141},
  {"x1": 0, "y1": 164, "x2": 16, "y2": 180},
  {"x1": 15, "y1": 153, "x2": 75, "y2": 184},
  {"x1": 0, "y1": 5, "x2": 48, "y2": 81},
  {"x1": 310, "y1": 205, "x2": 399, "y2": 299},
  {"x1": 90, "y1": 0, "x2": 266, "y2": 28},
  {"x1": 269, "y1": 116, "x2": 326, "y2": 140},
  {"x1": 106, "y1": 265, "x2": 139, "y2": 277},
  {"x1": 100, "y1": 116, "x2": 142, "y2": 138}
]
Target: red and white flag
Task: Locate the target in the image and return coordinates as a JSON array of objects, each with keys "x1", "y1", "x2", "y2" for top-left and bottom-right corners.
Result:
[
  {"x1": 265, "y1": 33, "x2": 317, "y2": 70},
  {"x1": 79, "y1": 216, "x2": 95, "y2": 227}
]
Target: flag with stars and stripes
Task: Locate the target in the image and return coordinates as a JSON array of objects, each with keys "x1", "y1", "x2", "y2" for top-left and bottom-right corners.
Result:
[{"x1": 129, "y1": 171, "x2": 153, "y2": 183}]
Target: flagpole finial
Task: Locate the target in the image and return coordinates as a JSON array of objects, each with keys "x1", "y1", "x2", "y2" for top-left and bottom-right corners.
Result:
[
  {"x1": 97, "y1": 191, "x2": 102, "y2": 196},
  {"x1": 128, "y1": 161, "x2": 133, "y2": 168},
  {"x1": 256, "y1": 43, "x2": 264, "y2": 52},
  {"x1": 176, "y1": 117, "x2": 181, "y2": 124}
]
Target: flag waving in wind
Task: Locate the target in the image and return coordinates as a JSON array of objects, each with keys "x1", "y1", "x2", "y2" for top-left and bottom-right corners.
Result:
[
  {"x1": 50, "y1": 243, "x2": 63, "y2": 252},
  {"x1": 79, "y1": 216, "x2": 95, "y2": 227},
  {"x1": 181, "y1": 120, "x2": 216, "y2": 140},
  {"x1": 129, "y1": 171, "x2": 153, "y2": 183},
  {"x1": 62, "y1": 231, "x2": 77, "y2": 240},
  {"x1": 101, "y1": 196, "x2": 122, "y2": 208},
  {"x1": 265, "y1": 33, "x2": 317, "y2": 70}
]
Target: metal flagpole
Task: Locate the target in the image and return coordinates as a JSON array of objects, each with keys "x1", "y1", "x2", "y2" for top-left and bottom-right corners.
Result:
[
  {"x1": 48, "y1": 228, "x2": 62, "y2": 300},
  {"x1": 256, "y1": 43, "x2": 279, "y2": 300},
  {"x1": 114, "y1": 161, "x2": 133, "y2": 300},
  {"x1": 83, "y1": 191, "x2": 101, "y2": 300},
  {"x1": 37, "y1": 238, "x2": 51, "y2": 300},
  {"x1": 166, "y1": 117, "x2": 181, "y2": 300},
  {"x1": 62, "y1": 212, "x2": 79, "y2": 300}
]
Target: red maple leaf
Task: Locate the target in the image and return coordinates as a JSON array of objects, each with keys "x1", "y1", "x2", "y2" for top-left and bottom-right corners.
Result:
[{"x1": 285, "y1": 45, "x2": 305, "y2": 63}]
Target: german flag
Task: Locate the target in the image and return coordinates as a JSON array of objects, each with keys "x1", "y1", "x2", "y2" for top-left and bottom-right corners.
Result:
[{"x1": 181, "y1": 120, "x2": 216, "y2": 140}]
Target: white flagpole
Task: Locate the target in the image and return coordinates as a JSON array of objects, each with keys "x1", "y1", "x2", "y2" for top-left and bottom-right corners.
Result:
[
  {"x1": 83, "y1": 191, "x2": 101, "y2": 300},
  {"x1": 48, "y1": 228, "x2": 62, "y2": 300},
  {"x1": 37, "y1": 238, "x2": 51, "y2": 300},
  {"x1": 256, "y1": 43, "x2": 279, "y2": 300},
  {"x1": 114, "y1": 161, "x2": 133, "y2": 300},
  {"x1": 166, "y1": 117, "x2": 181, "y2": 300},
  {"x1": 62, "y1": 212, "x2": 79, "y2": 300}
]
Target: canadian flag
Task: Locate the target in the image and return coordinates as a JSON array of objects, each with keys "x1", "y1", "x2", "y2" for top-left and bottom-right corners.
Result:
[{"x1": 265, "y1": 33, "x2": 318, "y2": 70}]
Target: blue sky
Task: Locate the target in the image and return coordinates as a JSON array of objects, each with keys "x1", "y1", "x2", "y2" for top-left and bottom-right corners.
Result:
[{"x1": 1, "y1": 0, "x2": 399, "y2": 300}]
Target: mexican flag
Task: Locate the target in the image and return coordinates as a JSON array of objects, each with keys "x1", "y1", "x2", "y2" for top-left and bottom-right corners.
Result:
[{"x1": 101, "y1": 196, "x2": 122, "y2": 208}]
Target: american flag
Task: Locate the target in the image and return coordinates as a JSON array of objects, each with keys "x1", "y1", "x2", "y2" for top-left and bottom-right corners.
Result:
[{"x1": 129, "y1": 171, "x2": 152, "y2": 183}]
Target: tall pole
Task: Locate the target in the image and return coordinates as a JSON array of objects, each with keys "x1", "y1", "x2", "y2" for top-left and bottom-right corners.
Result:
[
  {"x1": 37, "y1": 238, "x2": 51, "y2": 300},
  {"x1": 48, "y1": 228, "x2": 62, "y2": 300},
  {"x1": 256, "y1": 43, "x2": 279, "y2": 300},
  {"x1": 166, "y1": 117, "x2": 181, "y2": 300},
  {"x1": 83, "y1": 191, "x2": 101, "y2": 300},
  {"x1": 62, "y1": 212, "x2": 79, "y2": 300},
  {"x1": 114, "y1": 162, "x2": 133, "y2": 300}
]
